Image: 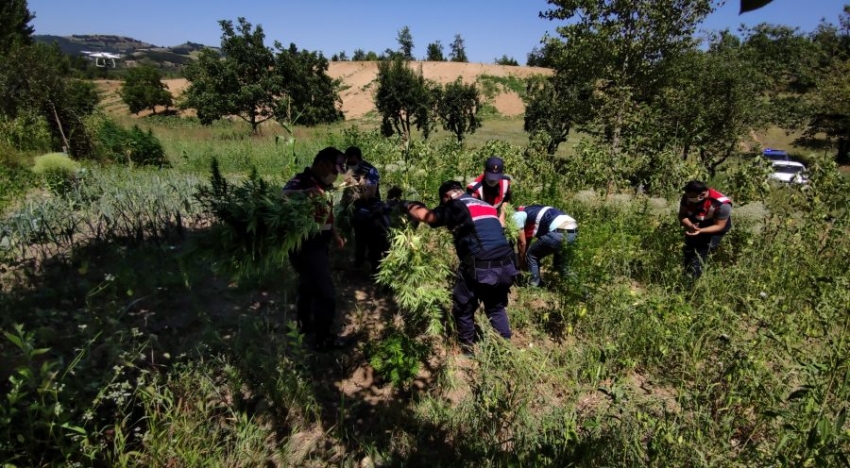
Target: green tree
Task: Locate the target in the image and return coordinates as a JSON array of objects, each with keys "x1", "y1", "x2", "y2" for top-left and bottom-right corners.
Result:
[
  {"x1": 541, "y1": 0, "x2": 717, "y2": 155},
  {"x1": 804, "y1": 59, "x2": 850, "y2": 163},
  {"x1": 352, "y1": 48, "x2": 366, "y2": 61},
  {"x1": 374, "y1": 58, "x2": 436, "y2": 143},
  {"x1": 275, "y1": 43, "x2": 344, "y2": 126},
  {"x1": 0, "y1": 42, "x2": 100, "y2": 155},
  {"x1": 523, "y1": 75, "x2": 588, "y2": 155},
  {"x1": 425, "y1": 41, "x2": 445, "y2": 61},
  {"x1": 435, "y1": 78, "x2": 481, "y2": 144},
  {"x1": 119, "y1": 65, "x2": 173, "y2": 115},
  {"x1": 656, "y1": 35, "x2": 770, "y2": 176},
  {"x1": 182, "y1": 18, "x2": 342, "y2": 133},
  {"x1": 0, "y1": 0, "x2": 35, "y2": 54},
  {"x1": 449, "y1": 34, "x2": 468, "y2": 62},
  {"x1": 494, "y1": 55, "x2": 519, "y2": 66},
  {"x1": 397, "y1": 26, "x2": 414, "y2": 60}
]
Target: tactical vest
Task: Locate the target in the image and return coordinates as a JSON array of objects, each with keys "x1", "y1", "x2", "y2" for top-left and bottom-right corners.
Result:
[
  {"x1": 454, "y1": 194, "x2": 510, "y2": 260},
  {"x1": 466, "y1": 175, "x2": 511, "y2": 209},
  {"x1": 681, "y1": 188, "x2": 732, "y2": 231},
  {"x1": 518, "y1": 205, "x2": 564, "y2": 239}
]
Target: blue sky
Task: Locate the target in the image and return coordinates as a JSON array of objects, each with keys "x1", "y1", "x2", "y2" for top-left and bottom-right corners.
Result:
[{"x1": 28, "y1": 0, "x2": 848, "y2": 64}]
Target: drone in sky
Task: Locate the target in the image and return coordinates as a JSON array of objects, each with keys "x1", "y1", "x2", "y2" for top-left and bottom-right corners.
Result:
[{"x1": 80, "y1": 51, "x2": 121, "y2": 68}]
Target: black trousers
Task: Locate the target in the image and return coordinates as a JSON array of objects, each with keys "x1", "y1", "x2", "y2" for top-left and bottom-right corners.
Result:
[
  {"x1": 452, "y1": 261, "x2": 516, "y2": 346},
  {"x1": 683, "y1": 232, "x2": 726, "y2": 279},
  {"x1": 289, "y1": 233, "x2": 336, "y2": 340},
  {"x1": 353, "y1": 207, "x2": 390, "y2": 272}
]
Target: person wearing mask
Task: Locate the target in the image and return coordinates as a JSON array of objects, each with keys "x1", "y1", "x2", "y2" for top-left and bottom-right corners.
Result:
[
  {"x1": 283, "y1": 147, "x2": 347, "y2": 351},
  {"x1": 466, "y1": 156, "x2": 513, "y2": 225},
  {"x1": 678, "y1": 180, "x2": 733, "y2": 279},
  {"x1": 344, "y1": 146, "x2": 383, "y2": 271},
  {"x1": 403, "y1": 181, "x2": 517, "y2": 352},
  {"x1": 513, "y1": 205, "x2": 578, "y2": 287}
]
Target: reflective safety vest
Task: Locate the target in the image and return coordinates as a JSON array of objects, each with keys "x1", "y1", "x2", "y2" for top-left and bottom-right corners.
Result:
[
  {"x1": 518, "y1": 205, "x2": 564, "y2": 239},
  {"x1": 455, "y1": 194, "x2": 510, "y2": 260},
  {"x1": 466, "y1": 174, "x2": 511, "y2": 209},
  {"x1": 681, "y1": 188, "x2": 731, "y2": 230}
]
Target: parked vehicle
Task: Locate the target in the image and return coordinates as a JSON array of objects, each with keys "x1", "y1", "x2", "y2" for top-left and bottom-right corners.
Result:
[
  {"x1": 763, "y1": 148, "x2": 791, "y2": 162},
  {"x1": 769, "y1": 160, "x2": 808, "y2": 184}
]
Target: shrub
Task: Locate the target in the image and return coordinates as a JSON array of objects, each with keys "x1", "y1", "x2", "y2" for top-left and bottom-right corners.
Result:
[
  {"x1": 90, "y1": 118, "x2": 167, "y2": 167},
  {"x1": 0, "y1": 111, "x2": 53, "y2": 154},
  {"x1": 31, "y1": 152, "x2": 81, "y2": 196}
]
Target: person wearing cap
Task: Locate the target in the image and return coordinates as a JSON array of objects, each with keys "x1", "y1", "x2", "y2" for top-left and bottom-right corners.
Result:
[
  {"x1": 678, "y1": 180, "x2": 733, "y2": 279},
  {"x1": 283, "y1": 147, "x2": 347, "y2": 351},
  {"x1": 344, "y1": 146, "x2": 383, "y2": 272},
  {"x1": 403, "y1": 181, "x2": 517, "y2": 351},
  {"x1": 512, "y1": 205, "x2": 578, "y2": 287},
  {"x1": 466, "y1": 156, "x2": 513, "y2": 225}
]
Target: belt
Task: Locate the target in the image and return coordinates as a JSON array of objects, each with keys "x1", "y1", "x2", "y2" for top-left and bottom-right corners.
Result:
[
  {"x1": 555, "y1": 227, "x2": 578, "y2": 234},
  {"x1": 472, "y1": 257, "x2": 514, "y2": 268}
]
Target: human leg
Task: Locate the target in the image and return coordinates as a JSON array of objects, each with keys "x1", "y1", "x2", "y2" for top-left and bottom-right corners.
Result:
[
  {"x1": 478, "y1": 284, "x2": 512, "y2": 340},
  {"x1": 526, "y1": 232, "x2": 562, "y2": 287},
  {"x1": 452, "y1": 268, "x2": 480, "y2": 346}
]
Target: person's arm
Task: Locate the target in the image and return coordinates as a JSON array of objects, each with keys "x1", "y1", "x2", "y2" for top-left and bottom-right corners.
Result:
[
  {"x1": 678, "y1": 203, "x2": 698, "y2": 232},
  {"x1": 331, "y1": 225, "x2": 346, "y2": 249},
  {"x1": 689, "y1": 204, "x2": 731, "y2": 235},
  {"x1": 516, "y1": 230, "x2": 528, "y2": 269},
  {"x1": 404, "y1": 201, "x2": 440, "y2": 225},
  {"x1": 283, "y1": 182, "x2": 321, "y2": 197}
]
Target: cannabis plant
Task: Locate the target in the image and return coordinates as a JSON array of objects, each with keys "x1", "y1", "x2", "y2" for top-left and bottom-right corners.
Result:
[{"x1": 193, "y1": 158, "x2": 326, "y2": 279}]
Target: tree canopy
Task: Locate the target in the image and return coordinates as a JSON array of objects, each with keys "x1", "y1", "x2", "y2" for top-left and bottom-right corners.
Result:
[
  {"x1": 119, "y1": 65, "x2": 173, "y2": 115},
  {"x1": 182, "y1": 17, "x2": 343, "y2": 133}
]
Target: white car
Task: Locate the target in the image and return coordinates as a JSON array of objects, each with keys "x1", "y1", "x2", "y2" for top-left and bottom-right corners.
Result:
[{"x1": 769, "y1": 160, "x2": 808, "y2": 184}]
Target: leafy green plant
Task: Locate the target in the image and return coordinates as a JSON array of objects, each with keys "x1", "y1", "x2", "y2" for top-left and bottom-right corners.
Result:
[
  {"x1": 367, "y1": 329, "x2": 430, "y2": 389},
  {"x1": 0, "y1": 324, "x2": 88, "y2": 465},
  {"x1": 192, "y1": 158, "x2": 325, "y2": 279},
  {"x1": 376, "y1": 227, "x2": 452, "y2": 336},
  {"x1": 32, "y1": 152, "x2": 81, "y2": 196}
]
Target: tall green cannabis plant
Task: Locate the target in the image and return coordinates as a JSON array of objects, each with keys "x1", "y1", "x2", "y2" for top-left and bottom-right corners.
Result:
[{"x1": 194, "y1": 158, "x2": 325, "y2": 279}]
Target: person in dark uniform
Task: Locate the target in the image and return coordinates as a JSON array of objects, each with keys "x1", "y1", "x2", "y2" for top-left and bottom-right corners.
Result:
[
  {"x1": 466, "y1": 156, "x2": 513, "y2": 226},
  {"x1": 403, "y1": 181, "x2": 517, "y2": 351},
  {"x1": 678, "y1": 180, "x2": 733, "y2": 279},
  {"x1": 345, "y1": 146, "x2": 383, "y2": 272},
  {"x1": 283, "y1": 147, "x2": 347, "y2": 351},
  {"x1": 512, "y1": 205, "x2": 578, "y2": 287}
]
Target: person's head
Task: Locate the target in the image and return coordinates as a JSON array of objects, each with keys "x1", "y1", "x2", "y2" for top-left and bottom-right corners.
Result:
[
  {"x1": 438, "y1": 180, "x2": 464, "y2": 205},
  {"x1": 312, "y1": 147, "x2": 345, "y2": 185},
  {"x1": 387, "y1": 186, "x2": 403, "y2": 200},
  {"x1": 683, "y1": 180, "x2": 709, "y2": 204},
  {"x1": 483, "y1": 156, "x2": 505, "y2": 187},
  {"x1": 345, "y1": 146, "x2": 363, "y2": 169}
]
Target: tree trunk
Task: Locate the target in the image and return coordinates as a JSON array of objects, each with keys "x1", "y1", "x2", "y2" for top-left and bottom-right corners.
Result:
[{"x1": 837, "y1": 137, "x2": 850, "y2": 165}]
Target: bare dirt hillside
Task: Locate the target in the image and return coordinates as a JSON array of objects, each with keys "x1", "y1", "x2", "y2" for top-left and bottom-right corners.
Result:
[{"x1": 95, "y1": 61, "x2": 552, "y2": 119}]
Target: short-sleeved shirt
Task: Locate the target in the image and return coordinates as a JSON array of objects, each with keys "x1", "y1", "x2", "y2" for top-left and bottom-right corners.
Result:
[{"x1": 512, "y1": 211, "x2": 577, "y2": 234}]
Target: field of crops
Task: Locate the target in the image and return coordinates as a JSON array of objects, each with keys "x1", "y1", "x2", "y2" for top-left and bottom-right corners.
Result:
[{"x1": 1, "y1": 116, "x2": 849, "y2": 467}]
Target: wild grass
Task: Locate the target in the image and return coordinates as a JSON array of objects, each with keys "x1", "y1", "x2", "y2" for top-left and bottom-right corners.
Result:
[{"x1": 1, "y1": 118, "x2": 848, "y2": 467}]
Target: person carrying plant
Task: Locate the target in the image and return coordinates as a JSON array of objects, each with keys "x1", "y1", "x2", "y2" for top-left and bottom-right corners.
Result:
[
  {"x1": 678, "y1": 180, "x2": 733, "y2": 280},
  {"x1": 466, "y1": 156, "x2": 513, "y2": 226},
  {"x1": 283, "y1": 147, "x2": 347, "y2": 351},
  {"x1": 344, "y1": 146, "x2": 383, "y2": 272},
  {"x1": 403, "y1": 181, "x2": 517, "y2": 352},
  {"x1": 512, "y1": 205, "x2": 578, "y2": 287}
]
